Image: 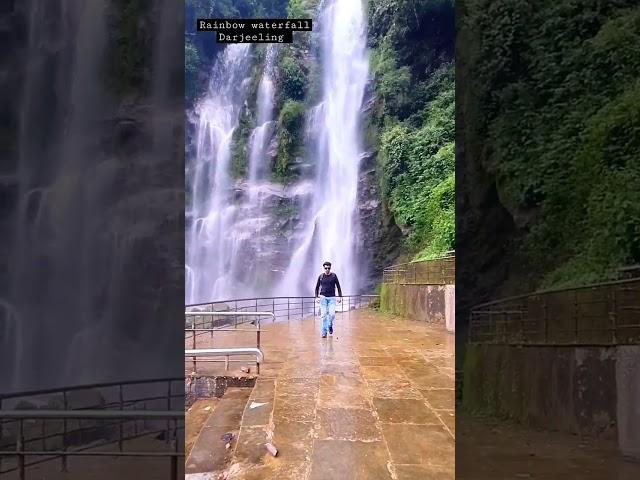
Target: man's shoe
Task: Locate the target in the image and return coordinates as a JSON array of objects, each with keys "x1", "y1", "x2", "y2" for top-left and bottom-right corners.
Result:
[
  {"x1": 321, "y1": 334, "x2": 327, "y2": 338},
  {"x1": 329, "y1": 327, "x2": 333, "y2": 335}
]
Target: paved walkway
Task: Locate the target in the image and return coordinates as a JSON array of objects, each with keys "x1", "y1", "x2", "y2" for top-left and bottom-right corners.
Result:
[
  {"x1": 1, "y1": 436, "x2": 180, "y2": 479},
  {"x1": 187, "y1": 308, "x2": 455, "y2": 479},
  {"x1": 457, "y1": 414, "x2": 640, "y2": 479}
]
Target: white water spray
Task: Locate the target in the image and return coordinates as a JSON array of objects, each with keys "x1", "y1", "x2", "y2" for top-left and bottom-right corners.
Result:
[
  {"x1": 277, "y1": 0, "x2": 369, "y2": 296},
  {"x1": 186, "y1": 45, "x2": 253, "y2": 303}
]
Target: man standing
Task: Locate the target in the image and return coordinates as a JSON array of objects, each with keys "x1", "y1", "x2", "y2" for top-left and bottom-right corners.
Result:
[{"x1": 315, "y1": 261, "x2": 343, "y2": 338}]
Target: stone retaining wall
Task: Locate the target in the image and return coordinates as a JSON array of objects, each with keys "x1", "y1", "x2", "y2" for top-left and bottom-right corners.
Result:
[
  {"x1": 380, "y1": 283, "x2": 455, "y2": 332},
  {"x1": 462, "y1": 344, "x2": 640, "y2": 459}
]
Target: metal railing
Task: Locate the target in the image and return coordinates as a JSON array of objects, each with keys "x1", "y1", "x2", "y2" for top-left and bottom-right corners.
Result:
[
  {"x1": 184, "y1": 348, "x2": 264, "y2": 372},
  {"x1": 1, "y1": 411, "x2": 182, "y2": 480},
  {"x1": 184, "y1": 296, "x2": 378, "y2": 375},
  {"x1": 382, "y1": 255, "x2": 455, "y2": 285},
  {"x1": 185, "y1": 294, "x2": 379, "y2": 328},
  {"x1": 0, "y1": 378, "x2": 184, "y2": 479},
  {"x1": 468, "y1": 278, "x2": 640, "y2": 345},
  {"x1": 184, "y1": 311, "x2": 271, "y2": 374}
]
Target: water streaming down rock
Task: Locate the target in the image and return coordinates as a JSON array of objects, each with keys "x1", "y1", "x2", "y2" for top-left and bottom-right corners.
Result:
[
  {"x1": 1, "y1": 0, "x2": 112, "y2": 391},
  {"x1": 248, "y1": 46, "x2": 277, "y2": 189},
  {"x1": 229, "y1": 46, "x2": 278, "y2": 284},
  {"x1": 185, "y1": 45, "x2": 253, "y2": 304},
  {"x1": 1, "y1": 0, "x2": 183, "y2": 392},
  {"x1": 276, "y1": 0, "x2": 369, "y2": 297}
]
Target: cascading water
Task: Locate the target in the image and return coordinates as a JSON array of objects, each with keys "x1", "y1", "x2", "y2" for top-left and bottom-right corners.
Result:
[
  {"x1": 248, "y1": 46, "x2": 277, "y2": 188},
  {"x1": 276, "y1": 0, "x2": 369, "y2": 297},
  {"x1": 228, "y1": 46, "x2": 278, "y2": 279},
  {"x1": 1, "y1": 0, "x2": 111, "y2": 391},
  {"x1": 186, "y1": 45, "x2": 253, "y2": 303},
  {"x1": 2, "y1": 0, "x2": 182, "y2": 392}
]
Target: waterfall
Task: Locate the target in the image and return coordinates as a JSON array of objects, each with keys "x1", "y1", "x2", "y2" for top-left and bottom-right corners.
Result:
[
  {"x1": 3, "y1": 0, "x2": 111, "y2": 391},
  {"x1": 2, "y1": 0, "x2": 183, "y2": 392},
  {"x1": 248, "y1": 46, "x2": 277, "y2": 188},
  {"x1": 185, "y1": 45, "x2": 253, "y2": 303},
  {"x1": 277, "y1": 0, "x2": 369, "y2": 297},
  {"x1": 186, "y1": 0, "x2": 369, "y2": 305}
]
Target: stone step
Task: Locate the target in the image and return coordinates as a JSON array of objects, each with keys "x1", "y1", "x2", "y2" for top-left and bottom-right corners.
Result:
[{"x1": 185, "y1": 387, "x2": 252, "y2": 477}]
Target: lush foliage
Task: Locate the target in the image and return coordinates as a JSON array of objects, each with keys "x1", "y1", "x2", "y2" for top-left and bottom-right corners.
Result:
[
  {"x1": 187, "y1": 0, "x2": 456, "y2": 262},
  {"x1": 184, "y1": 0, "x2": 287, "y2": 103},
  {"x1": 461, "y1": 0, "x2": 640, "y2": 287},
  {"x1": 369, "y1": 0, "x2": 455, "y2": 260},
  {"x1": 287, "y1": 0, "x2": 316, "y2": 18},
  {"x1": 108, "y1": 0, "x2": 149, "y2": 93},
  {"x1": 279, "y1": 56, "x2": 307, "y2": 102},
  {"x1": 275, "y1": 100, "x2": 305, "y2": 180}
]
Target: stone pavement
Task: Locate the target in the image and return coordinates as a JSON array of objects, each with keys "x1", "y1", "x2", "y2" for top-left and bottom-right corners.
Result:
[
  {"x1": 186, "y1": 308, "x2": 455, "y2": 479},
  {"x1": 457, "y1": 413, "x2": 640, "y2": 479},
  {"x1": 0, "y1": 436, "x2": 181, "y2": 480}
]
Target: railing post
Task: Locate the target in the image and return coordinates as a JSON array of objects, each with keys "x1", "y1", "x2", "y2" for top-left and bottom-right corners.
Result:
[
  {"x1": 118, "y1": 384, "x2": 124, "y2": 452},
  {"x1": 166, "y1": 381, "x2": 172, "y2": 445},
  {"x1": 543, "y1": 299, "x2": 549, "y2": 343},
  {"x1": 192, "y1": 322, "x2": 197, "y2": 373},
  {"x1": 489, "y1": 311, "x2": 494, "y2": 343},
  {"x1": 0, "y1": 400, "x2": 2, "y2": 474},
  {"x1": 611, "y1": 288, "x2": 618, "y2": 344},
  {"x1": 62, "y1": 392, "x2": 68, "y2": 472},
  {"x1": 574, "y1": 290, "x2": 579, "y2": 343},
  {"x1": 171, "y1": 418, "x2": 179, "y2": 480},
  {"x1": 257, "y1": 325, "x2": 261, "y2": 375},
  {"x1": 41, "y1": 415, "x2": 46, "y2": 451},
  {"x1": 287, "y1": 298, "x2": 290, "y2": 321},
  {"x1": 18, "y1": 419, "x2": 24, "y2": 480}
]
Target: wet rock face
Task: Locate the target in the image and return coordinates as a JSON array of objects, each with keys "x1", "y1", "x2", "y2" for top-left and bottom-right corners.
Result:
[
  {"x1": 356, "y1": 154, "x2": 403, "y2": 293},
  {"x1": 0, "y1": 0, "x2": 186, "y2": 392},
  {"x1": 0, "y1": 2, "x2": 27, "y2": 297}
]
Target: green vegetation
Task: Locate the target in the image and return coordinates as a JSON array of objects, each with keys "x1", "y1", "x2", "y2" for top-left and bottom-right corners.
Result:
[
  {"x1": 460, "y1": 0, "x2": 640, "y2": 287},
  {"x1": 271, "y1": 2, "x2": 314, "y2": 182},
  {"x1": 108, "y1": 0, "x2": 150, "y2": 94},
  {"x1": 279, "y1": 56, "x2": 306, "y2": 102},
  {"x1": 287, "y1": 0, "x2": 314, "y2": 18},
  {"x1": 368, "y1": 0, "x2": 455, "y2": 260},
  {"x1": 275, "y1": 100, "x2": 305, "y2": 180},
  {"x1": 187, "y1": 0, "x2": 456, "y2": 261},
  {"x1": 184, "y1": 0, "x2": 287, "y2": 103}
]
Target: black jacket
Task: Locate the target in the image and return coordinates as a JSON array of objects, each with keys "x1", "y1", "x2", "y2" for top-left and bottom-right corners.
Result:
[{"x1": 315, "y1": 272, "x2": 342, "y2": 297}]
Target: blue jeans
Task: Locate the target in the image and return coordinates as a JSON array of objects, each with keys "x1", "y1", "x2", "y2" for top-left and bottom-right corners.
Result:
[{"x1": 319, "y1": 296, "x2": 336, "y2": 335}]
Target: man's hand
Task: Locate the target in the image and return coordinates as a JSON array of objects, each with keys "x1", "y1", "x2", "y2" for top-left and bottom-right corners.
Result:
[
  {"x1": 337, "y1": 297, "x2": 342, "y2": 304},
  {"x1": 315, "y1": 297, "x2": 319, "y2": 305}
]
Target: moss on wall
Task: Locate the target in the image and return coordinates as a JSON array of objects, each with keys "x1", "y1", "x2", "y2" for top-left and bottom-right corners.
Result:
[{"x1": 462, "y1": 344, "x2": 617, "y2": 437}]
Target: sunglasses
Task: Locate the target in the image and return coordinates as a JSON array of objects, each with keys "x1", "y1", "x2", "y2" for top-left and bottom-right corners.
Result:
[{"x1": 324, "y1": 266, "x2": 331, "y2": 269}]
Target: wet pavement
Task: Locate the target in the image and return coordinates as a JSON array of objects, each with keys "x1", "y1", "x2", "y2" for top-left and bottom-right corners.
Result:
[
  {"x1": 0, "y1": 436, "x2": 181, "y2": 479},
  {"x1": 457, "y1": 413, "x2": 640, "y2": 479},
  {"x1": 186, "y1": 398, "x2": 220, "y2": 458},
  {"x1": 186, "y1": 308, "x2": 455, "y2": 479}
]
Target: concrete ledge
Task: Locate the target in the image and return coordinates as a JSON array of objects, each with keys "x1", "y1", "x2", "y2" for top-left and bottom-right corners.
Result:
[
  {"x1": 462, "y1": 344, "x2": 618, "y2": 438},
  {"x1": 380, "y1": 283, "x2": 455, "y2": 332},
  {"x1": 616, "y1": 346, "x2": 640, "y2": 460}
]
